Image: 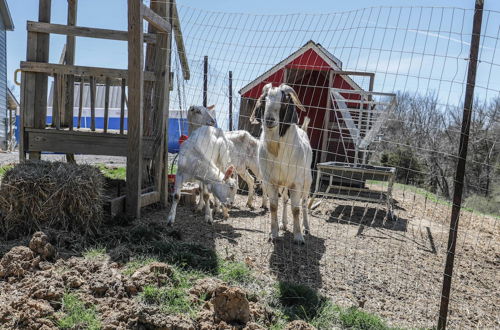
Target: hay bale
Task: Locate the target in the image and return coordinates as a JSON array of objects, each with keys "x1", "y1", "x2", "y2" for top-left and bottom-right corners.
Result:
[{"x1": 0, "y1": 161, "x2": 105, "y2": 237}]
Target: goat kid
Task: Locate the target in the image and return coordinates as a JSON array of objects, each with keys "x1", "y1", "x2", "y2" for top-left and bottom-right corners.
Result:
[
  {"x1": 167, "y1": 126, "x2": 237, "y2": 225},
  {"x1": 250, "y1": 83, "x2": 313, "y2": 244}
]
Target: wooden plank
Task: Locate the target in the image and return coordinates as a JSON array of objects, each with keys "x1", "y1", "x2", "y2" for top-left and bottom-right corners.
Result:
[
  {"x1": 26, "y1": 129, "x2": 155, "y2": 158},
  {"x1": 64, "y1": 0, "x2": 77, "y2": 133},
  {"x1": 89, "y1": 76, "x2": 96, "y2": 131},
  {"x1": 77, "y1": 80, "x2": 83, "y2": 129},
  {"x1": 19, "y1": 71, "x2": 27, "y2": 161},
  {"x1": 104, "y1": 77, "x2": 110, "y2": 133},
  {"x1": 171, "y1": 0, "x2": 190, "y2": 80},
  {"x1": 20, "y1": 61, "x2": 156, "y2": 81},
  {"x1": 141, "y1": 3, "x2": 171, "y2": 33},
  {"x1": 52, "y1": 74, "x2": 60, "y2": 129},
  {"x1": 141, "y1": 191, "x2": 160, "y2": 207},
  {"x1": 152, "y1": 31, "x2": 171, "y2": 206},
  {"x1": 203, "y1": 56, "x2": 208, "y2": 107},
  {"x1": 27, "y1": 21, "x2": 157, "y2": 44},
  {"x1": 109, "y1": 190, "x2": 160, "y2": 216},
  {"x1": 160, "y1": 0, "x2": 172, "y2": 207},
  {"x1": 120, "y1": 78, "x2": 126, "y2": 135},
  {"x1": 33, "y1": 0, "x2": 51, "y2": 131},
  {"x1": 127, "y1": 0, "x2": 145, "y2": 218}
]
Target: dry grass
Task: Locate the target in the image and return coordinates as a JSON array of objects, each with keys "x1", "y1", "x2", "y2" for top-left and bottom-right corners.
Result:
[{"x1": 0, "y1": 161, "x2": 105, "y2": 238}]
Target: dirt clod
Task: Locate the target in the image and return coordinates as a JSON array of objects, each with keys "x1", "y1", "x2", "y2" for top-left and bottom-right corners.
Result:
[
  {"x1": 29, "y1": 231, "x2": 56, "y2": 260},
  {"x1": 284, "y1": 320, "x2": 317, "y2": 330},
  {"x1": 211, "y1": 285, "x2": 250, "y2": 324},
  {"x1": 0, "y1": 246, "x2": 35, "y2": 278},
  {"x1": 131, "y1": 261, "x2": 173, "y2": 289},
  {"x1": 190, "y1": 277, "x2": 224, "y2": 300}
]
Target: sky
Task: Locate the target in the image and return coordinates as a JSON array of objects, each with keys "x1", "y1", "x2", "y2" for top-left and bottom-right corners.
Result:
[{"x1": 5, "y1": 0, "x2": 500, "y2": 130}]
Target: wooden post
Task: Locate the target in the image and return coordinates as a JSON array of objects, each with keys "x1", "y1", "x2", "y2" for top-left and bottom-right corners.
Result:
[
  {"x1": 65, "y1": 0, "x2": 77, "y2": 162},
  {"x1": 126, "y1": 0, "x2": 144, "y2": 218},
  {"x1": 149, "y1": 0, "x2": 171, "y2": 206},
  {"x1": 203, "y1": 55, "x2": 208, "y2": 107},
  {"x1": 104, "y1": 77, "x2": 110, "y2": 133},
  {"x1": 437, "y1": 1, "x2": 484, "y2": 329},
  {"x1": 228, "y1": 70, "x2": 233, "y2": 131},
  {"x1": 89, "y1": 76, "x2": 96, "y2": 131},
  {"x1": 120, "y1": 78, "x2": 126, "y2": 134},
  {"x1": 26, "y1": 0, "x2": 51, "y2": 160},
  {"x1": 320, "y1": 70, "x2": 334, "y2": 163},
  {"x1": 77, "y1": 80, "x2": 83, "y2": 129}
]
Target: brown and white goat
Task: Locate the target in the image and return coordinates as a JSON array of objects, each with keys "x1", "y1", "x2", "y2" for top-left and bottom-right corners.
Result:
[{"x1": 250, "y1": 83, "x2": 313, "y2": 244}]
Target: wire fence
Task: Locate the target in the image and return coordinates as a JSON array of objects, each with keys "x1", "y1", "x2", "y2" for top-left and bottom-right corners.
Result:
[{"x1": 162, "y1": 2, "x2": 500, "y2": 328}]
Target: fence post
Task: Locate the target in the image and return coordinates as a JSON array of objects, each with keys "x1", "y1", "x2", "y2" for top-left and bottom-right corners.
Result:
[
  {"x1": 437, "y1": 0, "x2": 484, "y2": 329},
  {"x1": 229, "y1": 70, "x2": 233, "y2": 131},
  {"x1": 203, "y1": 56, "x2": 208, "y2": 107}
]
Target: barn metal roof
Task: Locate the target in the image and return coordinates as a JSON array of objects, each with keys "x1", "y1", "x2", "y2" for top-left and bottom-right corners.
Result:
[{"x1": 238, "y1": 40, "x2": 362, "y2": 97}]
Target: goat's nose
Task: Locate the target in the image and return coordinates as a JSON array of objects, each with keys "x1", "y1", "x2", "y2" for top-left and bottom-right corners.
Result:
[{"x1": 264, "y1": 117, "x2": 277, "y2": 128}]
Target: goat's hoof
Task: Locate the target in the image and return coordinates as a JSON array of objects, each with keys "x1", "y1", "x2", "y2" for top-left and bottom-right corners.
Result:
[
  {"x1": 304, "y1": 229, "x2": 310, "y2": 235},
  {"x1": 247, "y1": 204, "x2": 255, "y2": 210},
  {"x1": 280, "y1": 224, "x2": 288, "y2": 231},
  {"x1": 293, "y1": 234, "x2": 305, "y2": 245},
  {"x1": 166, "y1": 221, "x2": 173, "y2": 227},
  {"x1": 205, "y1": 218, "x2": 213, "y2": 225}
]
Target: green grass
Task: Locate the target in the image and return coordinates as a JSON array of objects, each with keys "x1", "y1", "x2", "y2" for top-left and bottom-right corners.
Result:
[
  {"x1": 140, "y1": 266, "x2": 205, "y2": 318},
  {"x1": 368, "y1": 180, "x2": 500, "y2": 219},
  {"x1": 268, "y1": 282, "x2": 394, "y2": 330},
  {"x1": 122, "y1": 256, "x2": 160, "y2": 275},
  {"x1": 96, "y1": 164, "x2": 126, "y2": 180},
  {"x1": 217, "y1": 259, "x2": 253, "y2": 285},
  {"x1": 83, "y1": 247, "x2": 107, "y2": 260},
  {"x1": 0, "y1": 164, "x2": 13, "y2": 178},
  {"x1": 57, "y1": 293, "x2": 101, "y2": 330},
  {"x1": 337, "y1": 306, "x2": 391, "y2": 330}
]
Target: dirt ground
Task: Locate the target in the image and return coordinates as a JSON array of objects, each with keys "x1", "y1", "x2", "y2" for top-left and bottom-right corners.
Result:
[
  {"x1": 1, "y1": 152, "x2": 498, "y2": 328},
  {"x1": 158, "y1": 186, "x2": 499, "y2": 329}
]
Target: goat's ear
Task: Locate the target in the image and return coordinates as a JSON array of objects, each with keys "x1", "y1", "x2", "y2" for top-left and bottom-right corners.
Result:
[
  {"x1": 249, "y1": 98, "x2": 264, "y2": 125},
  {"x1": 223, "y1": 165, "x2": 235, "y2": 181},
  {"x1": 207, "y1": 104, "x2": 216, "y2": 111}
]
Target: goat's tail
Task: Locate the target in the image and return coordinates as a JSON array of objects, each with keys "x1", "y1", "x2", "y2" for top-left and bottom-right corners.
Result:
[{"x1": 301, "y1": 116, "x2": 310, "y2": 131}]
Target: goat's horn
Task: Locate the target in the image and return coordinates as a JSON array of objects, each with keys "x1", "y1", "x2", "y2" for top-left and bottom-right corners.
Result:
[{"x1": 280, "y1": 84, "x2": 306, "y2": 112}]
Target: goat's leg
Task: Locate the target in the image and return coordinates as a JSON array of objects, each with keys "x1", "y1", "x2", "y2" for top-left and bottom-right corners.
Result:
[
  {"x1": 302, "y1": 177, "x2": 312, "y2": 235},
  {"x1": 280, "y1": 188, "x2": 288, "y2": 231},
  {"x1": 267, "y1": 185, "x2": 279, "y2": 242},
  {"x1": 240, "y1": 170, "x2": 255, "y2": 209},
  {"x1": 203, "y1": 190, "x2": 213, "y2": 224},
  {"x1": 196, "y1": 182, "x2": 205, "y2": 213},
  {"x1": 260, "y1": 180, "x2": 269, "y2": 210},
  {"x1": 167, "y1": 174, "x2": 183, "y2": 226},
  {"x1": 289, "y1": 188, "x2": 304, "y2": 244}
]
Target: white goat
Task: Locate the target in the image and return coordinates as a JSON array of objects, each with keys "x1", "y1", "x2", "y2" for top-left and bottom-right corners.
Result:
[
  {"x1": 250, "y1": 83, "x2": 313, "y2": 244},
  {"x1": 167, "y1": 125, "x2": 237, "y2": 225}
]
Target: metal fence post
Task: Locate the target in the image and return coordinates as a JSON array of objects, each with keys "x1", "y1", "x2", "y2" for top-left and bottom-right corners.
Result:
[{"x1": 437, "y1": 0, "x2": 484, "y2": 329}]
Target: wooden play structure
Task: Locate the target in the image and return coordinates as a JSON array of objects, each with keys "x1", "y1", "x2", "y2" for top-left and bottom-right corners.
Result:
[{"x1": 18, "y1": 0, "x2": 189, "y2": 218}]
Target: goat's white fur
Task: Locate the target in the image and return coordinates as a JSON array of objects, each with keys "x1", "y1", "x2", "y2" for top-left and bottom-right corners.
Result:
[{"x1": 167, "y1": 126, "x2": 237, "y2": 225}]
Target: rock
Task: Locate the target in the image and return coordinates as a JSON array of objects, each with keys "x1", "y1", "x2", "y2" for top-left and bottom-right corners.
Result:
[
  {"x1": 211, "y1": 285, "x2": 250, "y2": 324},
  {"x1": 284, "y1": 320, "x2": 317, "y2": 330},
  {"x1": 0, "y1": 246, "x2": 35, "y2": 278},
  {"x1": 29, "y1": 232, "x2": 56, "y2": 260}
]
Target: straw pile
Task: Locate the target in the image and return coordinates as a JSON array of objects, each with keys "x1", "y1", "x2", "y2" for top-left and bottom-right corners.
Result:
[{"x1": 0, "y1": 161, "x2": 105, "y2": 237}]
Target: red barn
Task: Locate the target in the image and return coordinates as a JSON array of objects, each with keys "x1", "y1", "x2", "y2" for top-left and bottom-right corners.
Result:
[{"x1": 238, "y1": 40, "x2": 371, "y2": 167}]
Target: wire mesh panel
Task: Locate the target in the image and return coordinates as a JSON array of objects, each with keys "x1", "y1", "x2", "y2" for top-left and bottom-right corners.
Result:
[{"x1": 162, "y1": 3, "x2": 500, "y2": 328}]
